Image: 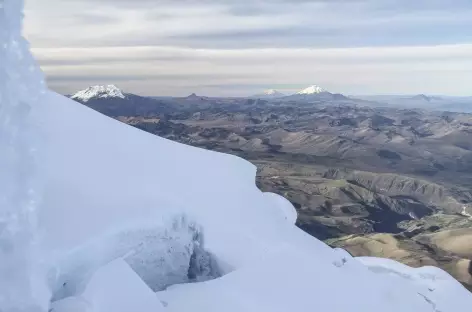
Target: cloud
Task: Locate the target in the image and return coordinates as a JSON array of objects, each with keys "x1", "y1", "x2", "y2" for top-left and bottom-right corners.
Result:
[
  {"x1": 71, "y1": 13, "x2": 120, "y2": 25},
  {"x1": 23, "y1": 0, "x2": 472, "y2": 96},
  {"x1": 25, "y1": 0, "x2": 472, "y2": 48},
  {"x1": 33, "y1": 44, "x2": 472, "y2": 96}
]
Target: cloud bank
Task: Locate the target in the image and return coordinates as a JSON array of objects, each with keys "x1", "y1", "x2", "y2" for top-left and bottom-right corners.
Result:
[{"x1": 25, "y1": 0, "x2": 472, "y2": 96}]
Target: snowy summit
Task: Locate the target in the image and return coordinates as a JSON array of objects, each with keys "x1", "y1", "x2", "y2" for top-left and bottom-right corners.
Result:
[
  {"x1": 252, "y1": 89, "x2": 285, "y2": 99},
  {"x1": 296, "y1": 85, "x2": 326, "y2": 95},
  {"x1": 264, "y1": 89, "x2": 282, "y2": 96},
  {"x1": 1, "y1": 1, "x2": 472, "y2": 312},
  {"x1": 71, "y1": 85, "x2": 125, "y2": 102}
]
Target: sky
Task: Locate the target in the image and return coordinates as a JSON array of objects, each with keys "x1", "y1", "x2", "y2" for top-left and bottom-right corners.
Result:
[{"x1": 24, "y1": 0, "x2": 472, "y2": 97}]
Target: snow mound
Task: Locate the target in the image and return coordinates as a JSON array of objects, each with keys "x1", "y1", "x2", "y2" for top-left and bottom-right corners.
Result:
[
  {"x1": 82, "y1": 259, "x2": 165, "y2": 312},
  {"x1": 71, "y1": 85, "x2": 125, "y2": 102},
  {"x1": 296, "y1": 85, "x2": 326, "y2": 94},
  {"x1": 2, "y1": 1, "x2": 472, "y2": 311},
  {"x1": 51, "y1": 260, "x2": 166, "y2": 312}
]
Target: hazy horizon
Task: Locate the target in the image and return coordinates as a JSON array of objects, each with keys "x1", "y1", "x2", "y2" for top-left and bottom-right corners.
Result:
[
  {"x1": 25, "y1": 0, "x2": 472, "y2": 97},
  {"x1": 64, "y1": 84, "x2": 472, "y2": 99}
]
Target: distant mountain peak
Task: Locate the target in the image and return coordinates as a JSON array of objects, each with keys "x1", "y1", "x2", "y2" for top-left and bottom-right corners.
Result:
[
  {"x1": 284, "y1": 85, "x2": 349, "y2": 101},
  {"x1": 296, "y1": 85, "x2": 326, "y2": 95},
  {"x1": 411, "y1": 94, "x2": 431, "y2": 101},
  {"x1": 185, "y1": 93, "x2": 207, "y2": 101},
  {"x1": 71, "y1": 85, "x2": 125, "y2": 102},
  {"x1": 252, "y1": 89, "x2": 285, "y2": 99},
  {"x1": 264, "y1": 89, "x2": 282, "y2": 95},
  {"x1": 410, "y1": 94, "x2": 442, "y2": 102}
]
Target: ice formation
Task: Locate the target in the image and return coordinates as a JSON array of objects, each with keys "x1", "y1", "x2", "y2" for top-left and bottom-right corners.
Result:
[
  {"x1": 1, "y1": 0, "x2": 472, "y2": 311},
  {"x1": 0, "y1": 0, "x2": 49, "y2": 310}
]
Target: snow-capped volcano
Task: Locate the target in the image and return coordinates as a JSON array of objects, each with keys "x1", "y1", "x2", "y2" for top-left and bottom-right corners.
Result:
[
  {"x1": 71, "y1": 85, "x2": 125, "y2": 102},
  {"x1": 264, "y1": 89, "x2": 283, "y2": 96},
  {"x1": 296, "y1": 85, "x2": 326, "y2": 95},
  {"x1": 252, "y1": 89, "x2": 285, "y2": 99},
  {"x1": 283, "y1": 85, "x2": 350, "y2": 101}
]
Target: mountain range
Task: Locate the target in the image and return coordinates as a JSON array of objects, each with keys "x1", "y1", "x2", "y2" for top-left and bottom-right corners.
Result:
[
  {"x1": 71, "y1": 84, "x2": 353, "y2": 106},
  {"x1": 70, "y1": 84, "x2": 471, "y2": 112},
  {"x1": 71, "y1": 85, "x2": 472, "y2": 114},
  {"x1": 250, "y1": 85, "x2": 350, "y2": 101}
]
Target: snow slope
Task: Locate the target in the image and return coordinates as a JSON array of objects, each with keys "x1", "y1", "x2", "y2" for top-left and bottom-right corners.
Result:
[{"x1": 2, "y1": 1, "x2": 472, "y2": 311}]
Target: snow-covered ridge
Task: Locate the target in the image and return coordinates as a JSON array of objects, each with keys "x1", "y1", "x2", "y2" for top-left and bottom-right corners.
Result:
[
  {"x1": 297, "y1": 85, "x2": 326, "y2": 95},
  {"x1": 71, "y1": 85, "x2": 125, "y2": 102}
]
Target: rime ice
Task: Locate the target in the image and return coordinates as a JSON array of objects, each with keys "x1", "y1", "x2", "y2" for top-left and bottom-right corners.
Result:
[{"x1": 0, "y1": 0, "x2": 49, "y2": 311}]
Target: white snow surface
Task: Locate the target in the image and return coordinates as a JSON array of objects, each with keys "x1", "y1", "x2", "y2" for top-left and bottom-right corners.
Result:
[
  {"x1": 51, "y1": 260, "x2": 165, "y2": 312},
  {"x1": 70, "y1": 85, "x2": 125, "y2": 102},
  {"x1": 82, "y1": 259, "x2": 165, "y2": 312},
  {"x1": 2, "y1": 1, "x2": 472, "y2": 311},
  {"x1": 262, "y1": 192, "x2": 297, "y2": 224},
  {"x1": 296, "y1": 85, "x2": 326, "y2": 94},
  {"x1": 358, "y1": 257, "x2": 472, "y2": 312}
]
